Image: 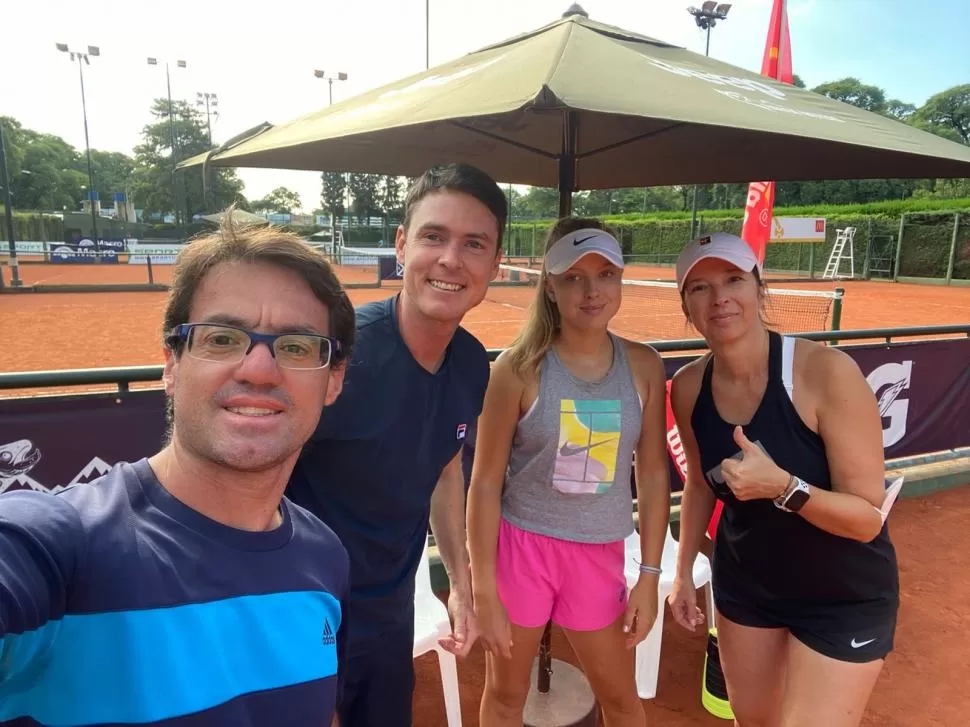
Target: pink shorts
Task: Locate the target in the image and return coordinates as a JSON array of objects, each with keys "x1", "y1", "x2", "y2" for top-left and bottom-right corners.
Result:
[{"x1": 496, "y1": 518, "x2": 627, "y2": 632}]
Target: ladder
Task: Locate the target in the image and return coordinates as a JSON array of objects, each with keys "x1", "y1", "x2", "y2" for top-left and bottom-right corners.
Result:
[{"x1": 823, "y1": 227, "x2": 856, "y2": 279}]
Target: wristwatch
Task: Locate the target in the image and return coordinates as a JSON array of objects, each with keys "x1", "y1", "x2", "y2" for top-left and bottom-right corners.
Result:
[{"x1": 774, "y1": 476, "x2": 811, "y2": 513}]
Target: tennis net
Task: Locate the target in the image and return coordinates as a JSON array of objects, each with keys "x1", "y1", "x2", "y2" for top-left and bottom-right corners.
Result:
[
  {"x1": 322, "y1": 248, "x2": 842, "y2": 341},
  {"x1": 490, "y1": 265, "x2": 842, "y2": 341}
]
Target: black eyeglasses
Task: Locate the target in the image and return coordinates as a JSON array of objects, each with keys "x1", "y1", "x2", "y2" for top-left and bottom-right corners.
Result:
[{"x1": 167, "y1": 323, "x2": 341, "y2": 370}]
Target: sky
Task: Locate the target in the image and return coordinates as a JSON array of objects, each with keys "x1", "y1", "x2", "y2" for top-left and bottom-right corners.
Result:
[{"x1": 1, "y1": 0, "x2": 967, "y2": 212}]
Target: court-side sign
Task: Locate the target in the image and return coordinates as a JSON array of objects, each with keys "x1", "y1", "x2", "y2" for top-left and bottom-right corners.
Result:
[
  {"x1": 770, "y1": 216, "x2": 826, "y2": 243},
  {"x1": 127, "y1": 243, "x2": 183, "y2": 264},
  {"x1": 50, "y1": 238, "x2": 126, "y2": 264},
  {"x1": 3, "y1": 241, "x2": 48, "y2": 256}
]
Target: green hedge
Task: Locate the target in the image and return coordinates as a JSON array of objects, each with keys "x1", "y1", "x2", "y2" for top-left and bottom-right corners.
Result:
[
  {"x1": 508, "y1": 200, "x2": 970, "y2": 280},
  {"x1": 7, "y1": 201, "x2": 968, "y2": 280},
  {"x1": 3, "y1": 213, "x2": 65, "y2": 243},
  {"x1": 596, "y1": 196, "x2": 970, "y2": 222}
]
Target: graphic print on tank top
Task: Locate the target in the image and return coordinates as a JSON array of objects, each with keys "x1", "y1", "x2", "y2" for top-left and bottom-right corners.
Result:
[{"x1": 554, "y1": 398, "x2": 621, "y2": 494}]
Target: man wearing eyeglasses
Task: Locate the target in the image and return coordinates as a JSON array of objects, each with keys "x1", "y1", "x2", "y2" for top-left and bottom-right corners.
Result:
[
  {"x1": 0, "y1": 218, "x2": 355, "y2": 726},
  {"x1": 287, "y1": 163, "x2": 507, "y2": 727}
]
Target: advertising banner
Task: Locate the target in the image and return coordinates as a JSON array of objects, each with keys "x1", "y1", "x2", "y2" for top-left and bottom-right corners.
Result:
[
  {"x1": 770, "y1": 216, "x2": 827, "y2": 243},
  {"x1": 1, "y1": 340, "x2": 967, "y2": 496},
  {"x1": 378, "y1": 255, "x2": 404, "y2": 281},
  {"x1": 0, "y1": 391, "x2": 167, "y2": 494},
  {"x1": 127, "y1": 243, "x2": 183, "y2": 264},
  {"x1": 50, "y1": 237, "x2": 126, "y2": 264}
]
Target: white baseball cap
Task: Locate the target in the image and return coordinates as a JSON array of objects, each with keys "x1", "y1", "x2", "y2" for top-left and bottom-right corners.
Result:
[
  {"x1": 545, "y1": 227, "x2": 625, "y2": 275},
  {"x1": 676, "y1": 232, "x2": 763, "y2": 292}
]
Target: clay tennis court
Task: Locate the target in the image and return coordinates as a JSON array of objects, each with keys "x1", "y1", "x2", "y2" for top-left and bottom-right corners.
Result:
[
  {"x1": 3, "y1": 260, "x2": 969, "y2": 376},
  {"x1": 2, "y1": 261, "x2": 969, "y2": 725}
]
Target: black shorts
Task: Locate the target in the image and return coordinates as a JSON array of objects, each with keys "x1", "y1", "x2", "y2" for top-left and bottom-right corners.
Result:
[{"x1": 714, "y1": 590, "x2": 898, "y2": 664}]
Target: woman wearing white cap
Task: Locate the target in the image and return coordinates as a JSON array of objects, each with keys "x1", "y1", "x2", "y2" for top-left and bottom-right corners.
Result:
[
  {"x1": 467, "y1": 218, "x2": 671, "y2": 726},
  {"x1": 667, "y1": 232, "x2": 899, "y2": 726}
]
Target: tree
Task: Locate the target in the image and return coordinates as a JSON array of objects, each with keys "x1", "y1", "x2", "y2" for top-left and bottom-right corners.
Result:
[
  {"x1": 791, "y1": 74, "x2": 806, "y2": 89},
  {"x1": 914, "y1": 84, "x2": 970, "y2": 145},
  {"x1": 131, "y1": 98, "x2": 245, "y2": 224},
  {"x1": 381, "y1": 175, "x2": 403, "y2": 220},
  {"x1": 812, "y1": 77, "x2": 887, "y2": 114},
  {"x1": 516, "y1": 186, "x2": 560, "y2": 219},
  {"x1": 321, "y1": 172, "x2": 347, "y2": 220},
  {"x1": 251, "y1": 186, "x2": 302, "y2": 215},
  {"x1": 1, "y1": 116, "x2": 145, "y2": 213},
  {"x1": 3, "y1": 121, "x2": 82, "y2": 211},
  {"x1": 885, "y1": 99, "x2": 917, "y2": 122},
  {"x1": 88, "y1": 151, "x2": 135, "y2": 204},
  {"x1": 347, "y1": 173, "x2": 381, "y2": 223}
]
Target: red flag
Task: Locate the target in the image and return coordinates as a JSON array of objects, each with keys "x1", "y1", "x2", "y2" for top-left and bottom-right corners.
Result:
[
  {"x1": 741, "y1": 0, "x2": 793, "y2": 264},
  {"x1": 761, "y1": 0, "x2": 793, "y2": 83}
]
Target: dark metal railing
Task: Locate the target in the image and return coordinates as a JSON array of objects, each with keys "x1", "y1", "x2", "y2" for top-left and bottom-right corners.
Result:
[{"x1": 1, "y1": 324, "x2": 968, "y2": 395}]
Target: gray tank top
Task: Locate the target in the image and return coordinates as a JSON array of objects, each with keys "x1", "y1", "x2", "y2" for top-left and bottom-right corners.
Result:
[{"x1": 502, "y1": 334, "x2": 641, "y2": 544}]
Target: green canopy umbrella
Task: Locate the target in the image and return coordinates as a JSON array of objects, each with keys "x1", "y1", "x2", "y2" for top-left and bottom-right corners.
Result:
[{"x1": 180, "y1": 5, "x2": 970, "y2": 216}]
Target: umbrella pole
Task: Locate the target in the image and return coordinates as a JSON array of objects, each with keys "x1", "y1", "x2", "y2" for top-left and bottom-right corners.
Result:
[{"x1": 557, "y1": 111, "x2": 578, "y2": 217}]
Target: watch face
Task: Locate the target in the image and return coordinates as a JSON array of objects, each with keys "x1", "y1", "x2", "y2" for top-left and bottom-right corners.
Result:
[{"x1": 785, "y1": 486, "x2": 811, "y2": 512}]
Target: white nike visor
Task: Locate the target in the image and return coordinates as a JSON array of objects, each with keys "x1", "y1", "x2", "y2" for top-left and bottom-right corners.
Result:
[
  {"x1": 544, "y1": 228, "x2": 625, "y2": 275},
  {"x1": 676, "y1": 232, "x2": 763, "y2": 293}
]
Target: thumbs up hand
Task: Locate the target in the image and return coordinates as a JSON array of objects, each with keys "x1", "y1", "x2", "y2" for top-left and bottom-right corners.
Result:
[{"x1": 719, "y1": 426, "x2": 791, "y2": 502}]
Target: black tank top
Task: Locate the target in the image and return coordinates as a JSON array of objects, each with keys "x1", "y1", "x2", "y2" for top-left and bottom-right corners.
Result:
[{"x1": 691, "y1": 331, "x2": 898, "y2": 612}]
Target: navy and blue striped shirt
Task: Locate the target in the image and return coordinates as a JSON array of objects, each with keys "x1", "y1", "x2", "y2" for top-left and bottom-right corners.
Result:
[{"x1": 0, "y1": 459, "x2": 347, "y2": 726}]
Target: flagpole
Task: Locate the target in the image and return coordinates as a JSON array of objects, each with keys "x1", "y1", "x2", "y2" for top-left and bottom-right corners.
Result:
[{"x1": 741, "y1": 0, "x2": 792, "y2": 264}]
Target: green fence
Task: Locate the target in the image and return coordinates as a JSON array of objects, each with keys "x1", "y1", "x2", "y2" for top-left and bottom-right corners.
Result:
[{"x1": 7, "y1": 208, "x2": 968, "y2": 284}]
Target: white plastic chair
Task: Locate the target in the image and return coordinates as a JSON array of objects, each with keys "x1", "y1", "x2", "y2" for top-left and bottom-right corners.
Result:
[
  {"x1": 624, "y1": 524, "x2": 714, "y2": 700},
  {"x1": 413, "y1": 537, "x2": 463, "y2": 727}
]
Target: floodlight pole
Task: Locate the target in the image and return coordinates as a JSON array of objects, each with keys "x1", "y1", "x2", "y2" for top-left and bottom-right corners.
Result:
[
  {"x1": 314, "y1": 69, "x2": 348, "y2": 106},
  {"x1": 57, "y1": 43, "x2": 102, "y2": 259},
  {"x1": 196, "y1": 91, "x2": 219, "y2": 210},
  {"x1": 148, "y1": 57, "x2": 188, "y2": 240},
  {"x1": 687, "y1": 3, "x2": 731, "y2": 238},
  {"x1": 314, "y1": 70, "x2": 351, "y2": 238}
]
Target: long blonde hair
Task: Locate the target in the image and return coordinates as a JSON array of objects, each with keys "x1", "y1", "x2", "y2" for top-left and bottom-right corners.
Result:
[{"x1": 505, "y1": 217, "x2": 618, "y2": 376}]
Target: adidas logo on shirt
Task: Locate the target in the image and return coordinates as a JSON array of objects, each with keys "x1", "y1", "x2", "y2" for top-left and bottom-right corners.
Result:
[{"x1": 322, "y1": 619, "x2": 336, "y2": 646}]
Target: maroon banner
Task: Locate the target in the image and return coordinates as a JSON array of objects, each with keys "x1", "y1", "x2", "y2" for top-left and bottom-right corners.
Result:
[
  {"x1": 0, "y1": 391, "x2": 167, "y2": 494},
  {"x1": 1, "y1": 339, "x2": 967, "y2": 496},
  {"x1": 848, "y1": 338, "x2": 970, "y2": 459},
  {"x1": 658, "y1": 338, "x2": 970, "y2": 491}
]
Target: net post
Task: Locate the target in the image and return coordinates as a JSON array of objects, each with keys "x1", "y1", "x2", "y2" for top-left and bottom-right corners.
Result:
[
  {"x1": 147, "y1": 255, "x2": 154, "y2": 285},
  {"x1": 830, "y1": 287, "x2": 844, "y2": 344}
]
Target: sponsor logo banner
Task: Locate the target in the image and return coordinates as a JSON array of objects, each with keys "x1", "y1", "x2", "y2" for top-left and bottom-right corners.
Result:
[
  {"x1": 770, "y1": 216, "x2": 827, "y2": 243},
  {"x1": 127, "y1": 243, "x2": 184, "y2": 265},
  {"x1": 50, "y1": 238, "x2": 126, "y2": 264}
]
